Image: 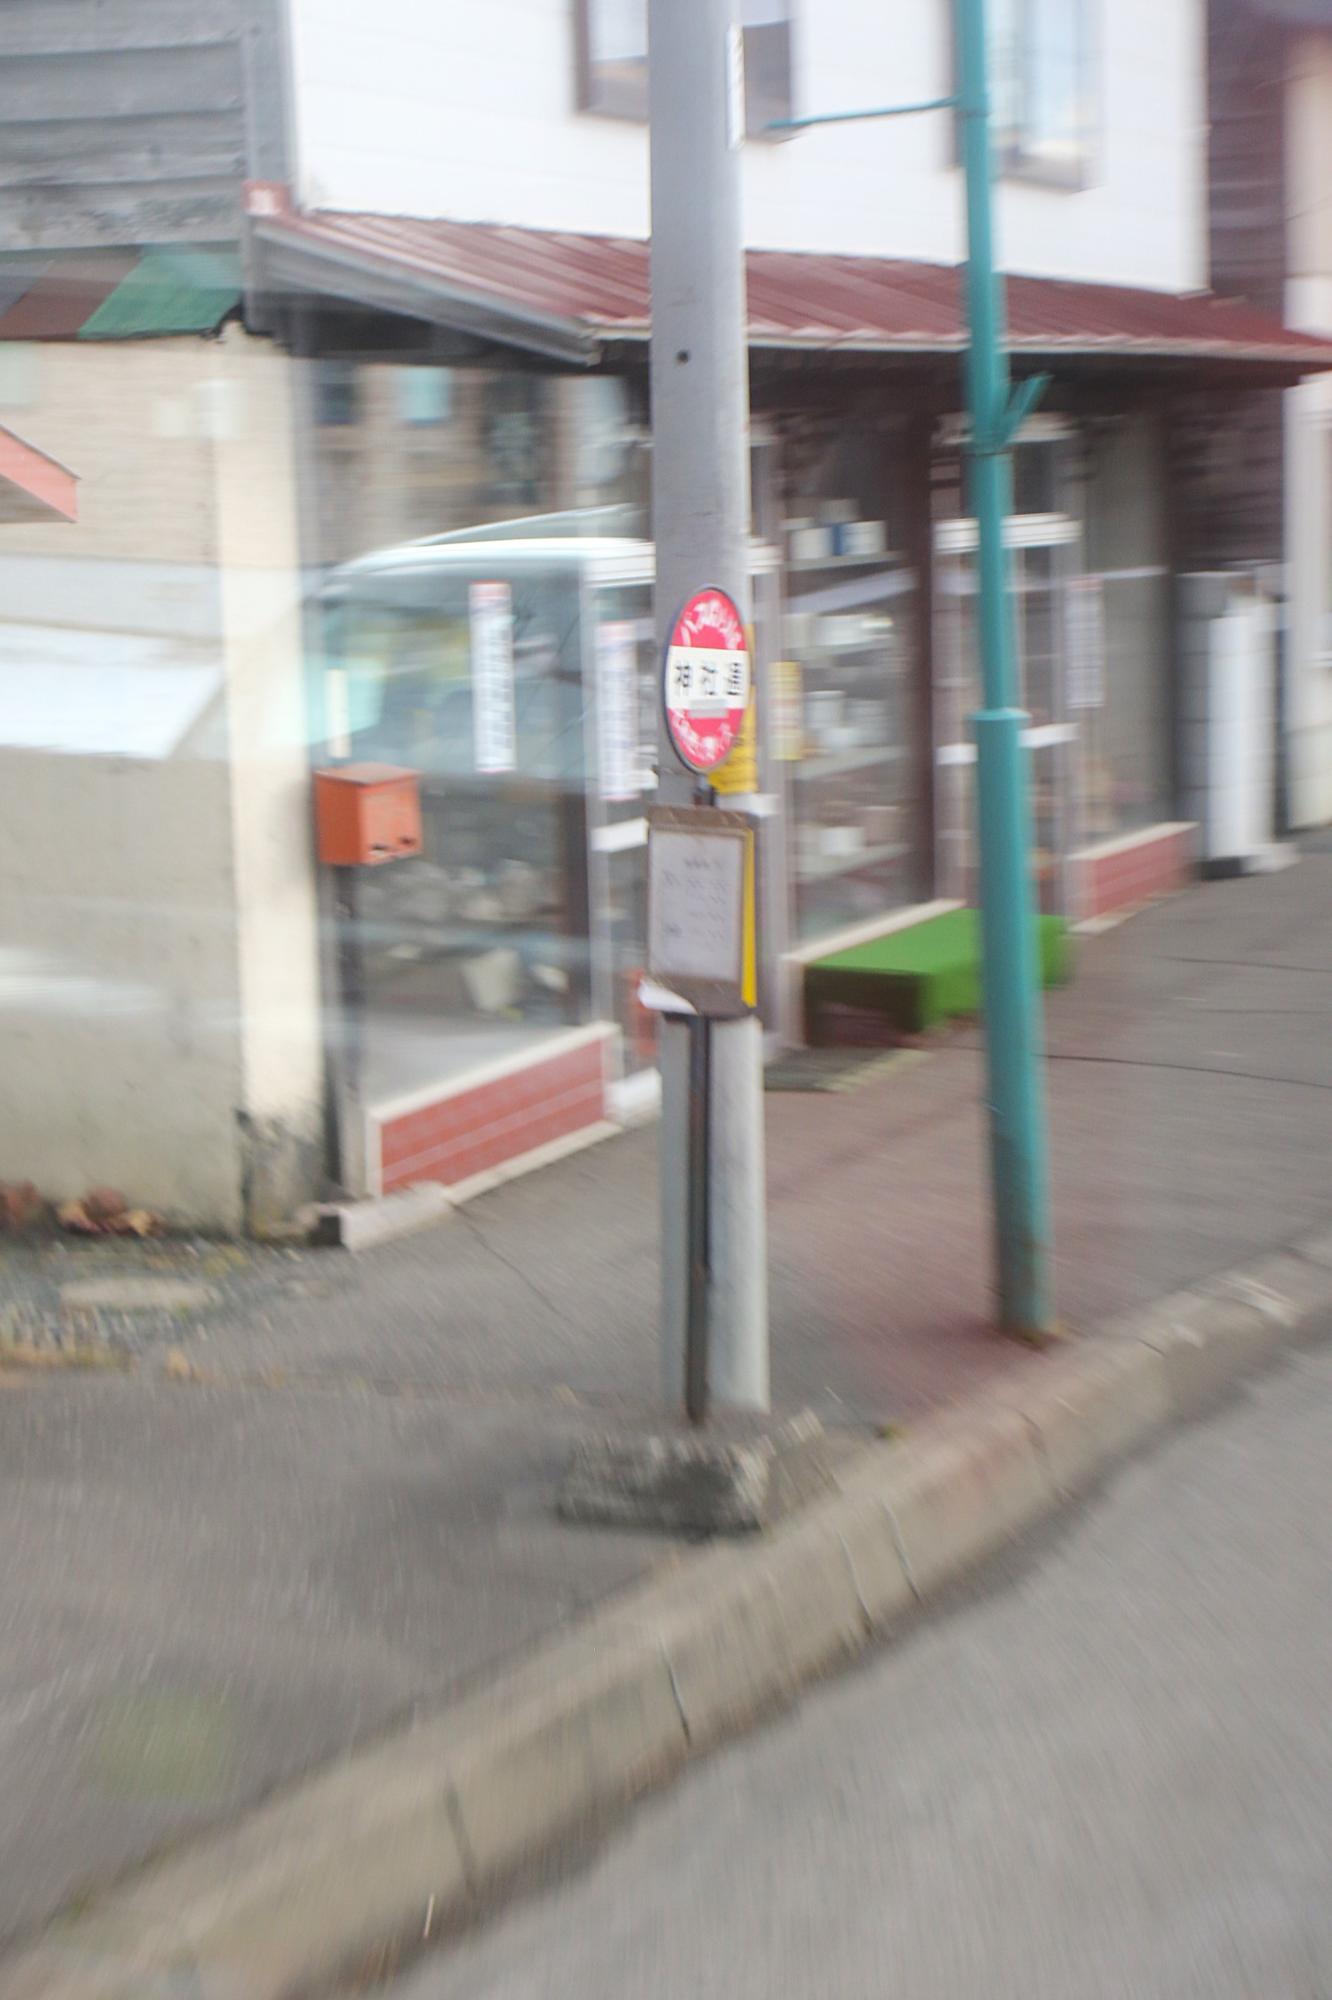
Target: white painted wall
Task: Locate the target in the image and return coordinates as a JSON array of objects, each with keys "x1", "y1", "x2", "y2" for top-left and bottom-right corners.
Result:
[
  {"x1": 1284, "y1": 31, "x2": 1332, "y2": 828},
  {"x1": 212, "y1": 327, "x2": 326, "y2": 1223},
  {"x1": 286, "y1": 0, "x2": 1206, "y2": 293},
  {"x1": 0, "y1": 334, "x2": 323, "y2": 1230}
]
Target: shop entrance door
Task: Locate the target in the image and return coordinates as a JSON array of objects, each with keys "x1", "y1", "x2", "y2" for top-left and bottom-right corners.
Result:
[{"x1": 933, "y1": 510, "x2": 1081, "y2": 911}]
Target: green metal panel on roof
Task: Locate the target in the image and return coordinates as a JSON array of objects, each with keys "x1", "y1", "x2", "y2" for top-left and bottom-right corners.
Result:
[{"x1": 76, "y1": 246, "x2": 242, "y2": 340}]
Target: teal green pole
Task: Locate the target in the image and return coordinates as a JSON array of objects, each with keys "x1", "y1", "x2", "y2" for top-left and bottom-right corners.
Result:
[{"x1": 954, "y1": 0, "x2": 1054, "y2": 1336}]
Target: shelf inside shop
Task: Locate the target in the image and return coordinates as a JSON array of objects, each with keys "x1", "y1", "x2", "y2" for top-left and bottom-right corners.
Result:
[
  {"x1": 787, "y1": 551, "x2": 902, "y2": 572},
  {"x1": 795, "y1": 839, "x2": 911, "y2": 884},
  {"x1": 797, "y1": 744, "x2": 908, "y2": 781}
]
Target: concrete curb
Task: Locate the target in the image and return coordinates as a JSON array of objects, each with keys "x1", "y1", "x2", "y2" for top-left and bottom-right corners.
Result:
[
  {"x1": 313, "y1": 1184, "x2": 455, "y2": 1252},
  {"x1": 7, "y1": 1229, "x2": 1332, "y2": 2000}
]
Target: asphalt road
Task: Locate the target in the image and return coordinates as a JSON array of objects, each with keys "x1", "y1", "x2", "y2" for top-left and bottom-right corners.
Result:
[
  {"x1": 5, "y1": 865, "x2": 1330, "y2": 1949},
  {"x1": 391, "y1": 1345, "x2": 1332, "y2": 2000}
]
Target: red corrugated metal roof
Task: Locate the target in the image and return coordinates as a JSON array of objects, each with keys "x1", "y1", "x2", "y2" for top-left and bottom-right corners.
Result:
[
  {"x1": 0, "y1": 424, "x2": 78, "y2": 525},
  {"x1": 250, "y1": 201, "x2": 1332, "y2": 370},
  {"x1": 0, "y1": 252, "x2": 137, "y2": 341}
]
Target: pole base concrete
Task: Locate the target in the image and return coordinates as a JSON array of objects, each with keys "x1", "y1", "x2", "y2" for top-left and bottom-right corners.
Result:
[{"x1": 558, "y1": 1410, "x2": 834, "y2": 1536}]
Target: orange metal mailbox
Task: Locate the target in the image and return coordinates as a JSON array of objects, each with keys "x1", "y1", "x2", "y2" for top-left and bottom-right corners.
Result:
[{"x1": 314, "y1": 763, "x2": 422, "y2": 867}]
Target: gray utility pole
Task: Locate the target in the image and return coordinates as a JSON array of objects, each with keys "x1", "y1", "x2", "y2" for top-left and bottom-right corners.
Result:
[{"x1": 648, "y1": 0, "x2": 769, "y2": 1413}]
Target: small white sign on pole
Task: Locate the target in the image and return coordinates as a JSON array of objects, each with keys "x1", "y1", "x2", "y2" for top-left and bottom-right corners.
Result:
[
  {"x1": 649, "y1": 829, "x2": 745, "y2": 984},
  {"x1": 645, "y1": 805, "x2": 753, "y2": 1016},
  {"x1": 470, "y1": 580, "x2": 516, "y2": 773}
]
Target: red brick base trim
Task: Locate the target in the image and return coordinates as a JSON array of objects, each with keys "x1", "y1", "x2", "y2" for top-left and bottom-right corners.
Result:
[
  {"x1": 376, "y1": 1031, "x2": 611, "y2": 1195},
  {"x1": 1071, "y1": 823, "x2": 1197, "y2": 923}
]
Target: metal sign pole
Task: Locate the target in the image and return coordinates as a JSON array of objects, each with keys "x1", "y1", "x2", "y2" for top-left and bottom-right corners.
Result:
[
  {"x1": 955, "y1": 0, "x2": 1055, "y2": 1337},
  {"x1": 648, "y1": 0, "x2": 769, "y2": 1417},
  {"x1": 684, "y1": 1011, "x2": 711, "y2": 1424},
  {"x1": 758, "y1": 8, "x2": 1055, "y2": 1341}
]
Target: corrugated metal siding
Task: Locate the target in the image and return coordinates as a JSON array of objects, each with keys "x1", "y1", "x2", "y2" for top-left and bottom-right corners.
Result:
[
  {"x1": 1209, "y1": 0, "x2": 1287, "y2": 318},
  {"x1": 0, "y1": 0, "x2": 285, "y2": 251},
  {"x1": 254, "y1": 206, "x2": 1332, "y2": 368},
  {"x1": 1203, "y1": 0, "x2": 1291, "y2": 566}
]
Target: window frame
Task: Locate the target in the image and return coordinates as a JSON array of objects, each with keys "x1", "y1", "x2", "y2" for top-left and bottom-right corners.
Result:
[
  {"x1": 313, "y1": 358, "x2": 360, "y2": 429},
  {"x1": 395, "y1": 365, "x2": 455, "y2": 428},
  {"x1": 573, "y1": 0, "x2": 793, "y2": 140},
  {"x1": 953, "y1": 0, "x2": 1099, "y2": 193}
]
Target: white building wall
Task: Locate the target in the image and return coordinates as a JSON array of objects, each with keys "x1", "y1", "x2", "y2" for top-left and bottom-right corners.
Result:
[
  {"x1": 1284, "y1": 31, "x2": 1332, "y2": 828},
  {"x1": 213, "y1": 328, "x2": 326, "y2": 1225},
  {"x1": 286, "y1": 0, "x2": 1206, "y2": 293},
  {"x1": 0, "y1": 333, "x2": 323, "y2": 1230}
]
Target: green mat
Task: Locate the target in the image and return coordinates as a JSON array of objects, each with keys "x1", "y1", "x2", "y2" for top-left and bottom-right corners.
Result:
[{"x1": 806, "y1": 908, "x2": 1072, "y2": 1038}]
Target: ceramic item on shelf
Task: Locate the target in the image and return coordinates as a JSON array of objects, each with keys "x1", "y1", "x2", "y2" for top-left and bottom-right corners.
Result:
[
  {"x1": 838, "y1": 519, "x2": 887, "y2": 558},
  {"x1": 791, "y1": 524, "x2": 834, "y2": 564}
]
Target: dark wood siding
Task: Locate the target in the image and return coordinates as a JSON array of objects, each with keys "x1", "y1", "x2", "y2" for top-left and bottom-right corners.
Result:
[
  {"x1": 1210, "y1": 0, "x2": 1288, "y2": 314},
  {"x1": 1202, "y1": 0, "x2": 1289, "y2": 566},
  {"x1": 0, "y1": 0, "x2": 287, "y2": 250}
]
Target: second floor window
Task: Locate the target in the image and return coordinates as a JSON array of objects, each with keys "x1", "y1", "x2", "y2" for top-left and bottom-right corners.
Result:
[
  {"x1": 396, "y1": 367, "x2": 455, "y2": 426},
  {"x1": 576, "y1": 0, "x2": 792, "y2": 136},
  {"x1": 988, "y1": 0, "x2": 1095, "y2": 185},
  {"x1": 314, "y1": 359, "x2": 359, "y2": 428}
]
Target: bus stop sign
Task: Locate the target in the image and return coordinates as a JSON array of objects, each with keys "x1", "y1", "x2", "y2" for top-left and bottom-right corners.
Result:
[{"x1": 662, "y1": 587, "x2": 751, "y2": 776}]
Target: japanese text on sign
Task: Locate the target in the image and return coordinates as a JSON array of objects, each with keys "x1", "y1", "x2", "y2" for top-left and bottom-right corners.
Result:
[{"x1": 665, "y1": 650, "x2": 750, "y2": 709}]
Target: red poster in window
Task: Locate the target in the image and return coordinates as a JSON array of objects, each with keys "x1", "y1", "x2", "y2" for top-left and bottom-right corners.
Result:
[{"x1": 661, "y1": 587, "x2": 752, "y2": 776}]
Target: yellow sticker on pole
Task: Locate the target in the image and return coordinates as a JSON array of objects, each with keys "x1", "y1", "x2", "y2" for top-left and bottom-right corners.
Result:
[{"x1": 710, "y1": 695, "x2": 758, "y2": 795}]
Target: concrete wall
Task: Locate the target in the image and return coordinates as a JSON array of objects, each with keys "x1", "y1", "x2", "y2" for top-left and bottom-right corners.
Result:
[
  {"x1": 1284, "y1": 30, "x2": 1332, "y2": 826},
  {"x1": 285, "y1": 0, "x2": 1206, "y2": 292},
  {"x1": 0, "y1": 330, "x2": 322, "y2": 1230}
]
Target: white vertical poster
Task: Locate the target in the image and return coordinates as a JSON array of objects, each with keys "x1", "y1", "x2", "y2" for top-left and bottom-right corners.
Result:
[
  {"x1": 596, "y1": 618, "x2": 638, "y2": 801},
  {"x1": 1067, "y1": 576, "x2": 1106, "y2": 711},
  {"x1": 469, "y1": 580, "x2": 516, "y2": 773}
]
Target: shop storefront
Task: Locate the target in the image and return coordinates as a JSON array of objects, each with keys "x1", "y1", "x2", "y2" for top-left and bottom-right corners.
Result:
[
  {"x1": 931, "y1": 411, "x2": 1187, "y2": 923},
  {"x1": 319, "y1": 508, "x2": 781, "y2": 1196},
  {"x1": 315, "y1": 382, "x2": 1188, "y2": 1195},
  {"x1": 249, "y1": 204, "x2": 1332, "y2": 1196},
  {"x1": 769, "y1": 412, "x2": 928, "y2": 946}
]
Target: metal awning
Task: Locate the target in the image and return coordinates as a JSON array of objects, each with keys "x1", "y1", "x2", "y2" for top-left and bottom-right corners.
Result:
[
  {"x1": 0, "y1": 425, "x2": 77, "y2": 525},
  {"x1": 0, "y1": 246, "x2": 242, "y2": 343},
  {"x1": 245, "y1": 190, "x2": 1332, "y2": 378}
]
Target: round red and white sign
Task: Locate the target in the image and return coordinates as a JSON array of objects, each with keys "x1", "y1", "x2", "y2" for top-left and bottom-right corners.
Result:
[{"x1": 662, "y1": 587, "x2": 751, "y2": 775}]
